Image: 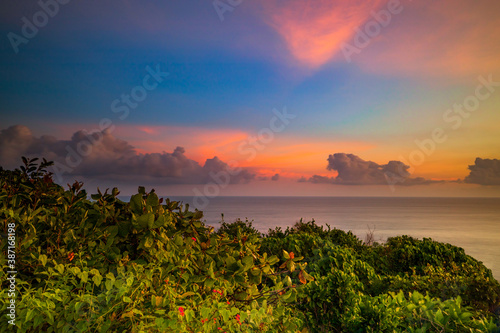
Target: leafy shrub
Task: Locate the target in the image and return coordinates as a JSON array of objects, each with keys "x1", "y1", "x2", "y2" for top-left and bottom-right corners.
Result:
[
  {"x1": 364, "y1": 236, "x2": 500, "y2": 312},
  {"x1": 262, "y1": 220, "x2": 363, "y2": 261},
  {"x1": 0, "y1": 158, "x2": 308, "y2": 332},
  {"x1": 216, "y1": 217, "x2": 263, "y2": 239}
]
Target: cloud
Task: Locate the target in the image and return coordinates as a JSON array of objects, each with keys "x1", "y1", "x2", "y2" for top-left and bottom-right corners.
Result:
[
  {"x1": 352, "y1": 0, "x2": 500, "y2": 78},
  {"x1": 464, "y1": 158, "x2": 500, "y2": 186},
  {"x1": 307, "y1": 175, "x2": 335, "y2": 184},
  {"x1": 303, "y1": 153, "x2": 439, "y2": 186},
  {"x1": 258, "y1": 0, "x2": 386, "y2": 68},
  {"x1": 271, "y1": 173, "x2": 280, "y2": 181},
  {"x1": 256, "y1": 0, "x2": 500, "y2": 77},
  {"x1": 0, "y1": 125, "x2": 255, "y2": 185}
]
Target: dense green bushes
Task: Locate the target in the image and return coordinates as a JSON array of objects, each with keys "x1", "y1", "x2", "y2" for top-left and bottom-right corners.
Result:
[
  {"x1": 224, "y1": 214, "x2": 500, "y2": 331},
  {"x1": 259, "y1": 222, "x2": 500, "y2": 332},
  {"x1": 1, "y1": 159, "x2": 307, "y2": 332},
  {"x1": 1, "y1": 158, "x2": 500, "y2": 332}
]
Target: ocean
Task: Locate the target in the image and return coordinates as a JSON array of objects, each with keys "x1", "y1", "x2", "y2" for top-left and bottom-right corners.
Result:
[
  {"x1": 163, "y1": 196, "x2": 500, "y2": 280},
  {"x1": 120, "y1": 195, "x2": 500, "y2": 280}
]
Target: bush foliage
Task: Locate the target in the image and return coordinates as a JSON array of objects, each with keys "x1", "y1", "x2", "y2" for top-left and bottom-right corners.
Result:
[{"x1": 1, "y1": 158, "x2": 499, "y2": 332}]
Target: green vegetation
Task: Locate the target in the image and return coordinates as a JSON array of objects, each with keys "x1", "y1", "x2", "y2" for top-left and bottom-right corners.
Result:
[{"x1": 1, "y1": 158, "x2": 499, "y2": 332}]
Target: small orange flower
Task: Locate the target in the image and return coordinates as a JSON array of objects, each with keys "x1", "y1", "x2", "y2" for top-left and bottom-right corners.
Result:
[{"x1": 68, "y1": 252, "x2": 75, "y2": 261}]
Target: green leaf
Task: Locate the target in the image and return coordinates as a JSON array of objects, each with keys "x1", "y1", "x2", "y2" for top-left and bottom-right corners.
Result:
[
  {"x1": 123, "y1": 296, "x2": 132, "y2": 303},
  {"x1": 107, "y1": 225, "x2": 119, "y2": 238},
  {"x1": 204, "y1": 278, "x2": 215, "y2": 289},
  {"x1": 55, "y1": 264, "x2": 64, "y2": 274},
  {"x1": 137, "y1": 213, "x2": 154, "y2": 229},
  {"x1": 75, "y1": 302, "x2": 84, "y2": 312},
  {"x1": 174, "y1": 234, "x2": 184, "y2": 246},
  {"x1": 126, "y1": 276, "x2": 134, "y2": 287},
  {"x1": 146, "y1": 192, "x2": 159, "y2": 207},
  {"x1": 26, "y1": 309, "x2": 35, "y2": 322},
  {"x1": 268, "y1": 255, "x2": 279, "y2": 265},
  {"x1": 91, "y1": 193, "x2": 102, "y2": 201},
  {"x1": 92, "y1": 274, "x2": 103, "y2": 286},
  {"x1": 79, "y1": 271, "x2": 88, "y2": 283},
  {"x1": 39, "y1": 254, "x2": 47, "y2": 267},
  {"x1": 242, "y1": 255, "x2": 254, "y2": 270},
  {"x1": 283, "y1": 250, "x2": 290, "y2": 260},
  {"x1": 105, "y1": 279, "x2": 114, "y2": 291},
  {"x1": 130, "y1": 194, "x2": 144, "y2": 214},
  {"x1": 153, "y1": 215, "x2": 166, "y2": 228},
  {"x1": 179, "y1": 292, "x2": 195, "y2": 298}
]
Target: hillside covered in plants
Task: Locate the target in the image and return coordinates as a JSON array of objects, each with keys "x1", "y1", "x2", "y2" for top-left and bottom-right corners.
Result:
[{"x1": 1, "y1": 158, "x2": 500, "y2": 332}]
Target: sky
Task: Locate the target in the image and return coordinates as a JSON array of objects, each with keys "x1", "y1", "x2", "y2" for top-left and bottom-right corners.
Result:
[{"x1": 0, "y1": 0, "x2": 499, "y2": 197}]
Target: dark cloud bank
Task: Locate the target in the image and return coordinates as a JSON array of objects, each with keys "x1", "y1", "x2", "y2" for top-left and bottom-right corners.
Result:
[
  {"x1": 302, "y1": 153, "x2": 499, "y2": 186},
  {"x1": 301, "y1": 153, "x2": 440, "y2": 186},
  {"x1": 464, "y1": 158, "x2": 500, "y2": 185},
  {"x1": 0, "y1": 125, "x2": 254, "y2": 185}
]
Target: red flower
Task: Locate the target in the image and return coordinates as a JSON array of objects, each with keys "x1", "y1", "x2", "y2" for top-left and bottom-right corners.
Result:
[
  {"x1": 191, "y1": 237, "x2": 196, "y2": 241},
  {"x1": 178, "y1": 307, "x2": 185, "y2": 316}
]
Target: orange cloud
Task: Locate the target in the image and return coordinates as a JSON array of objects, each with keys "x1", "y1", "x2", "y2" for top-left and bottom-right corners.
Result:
[
  {"x1": 258, "y1": 0, "x2": 386, "y2": 68},
  {"x1": 113, "y1": 125, "x2": 378, "y2": 176},
  {"x1": 349, "y1": 0, "x2": 500, "y2": 78},
  {"x1": 114, "y1": 125, "x2": 249, "y2": 162}
]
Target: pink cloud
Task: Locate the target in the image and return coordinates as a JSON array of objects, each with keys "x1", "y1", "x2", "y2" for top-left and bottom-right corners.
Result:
[
  {"x1": 345, "y1": 0, "x2": 500, "y2": 78},
  {"x1": 256, "y1": 0, "x2": 500, "y2": 78},
  {"x1": 257, "y1": 0, "x2": 386, "y2": 68}
]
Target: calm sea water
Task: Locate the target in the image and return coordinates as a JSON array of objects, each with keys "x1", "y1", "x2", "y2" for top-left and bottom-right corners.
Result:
[{"x1": 132, "y1": 196, "x2": 500, "y2": 280}]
